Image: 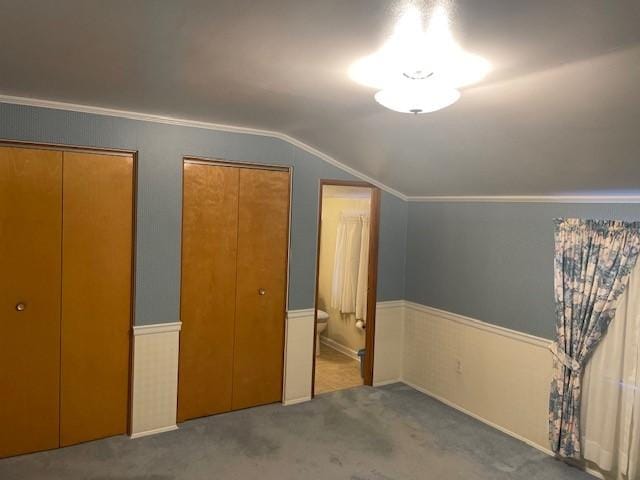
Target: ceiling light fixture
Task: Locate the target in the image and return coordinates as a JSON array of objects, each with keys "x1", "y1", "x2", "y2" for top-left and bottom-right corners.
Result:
[
  {"x1": 374, "y1": 81, "x2": 460, "y2": 114},
  {"x1": 349, "y1": 6, "x2": 490, "y2": 114}
]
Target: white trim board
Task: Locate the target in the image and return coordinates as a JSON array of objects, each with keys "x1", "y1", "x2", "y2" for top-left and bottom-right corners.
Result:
[
  {"x1": 133, "y1": 322, "x2": 182, "y2": 336},
  {"x1": 0, "y1": 94, "x2": 406, "y2": 200},
  {"x1": 375, "y1": 300, "x2": 406, "y2": 310},
  {"x1": 372, "y1": 379, "x2": 402, "y2": 387},
  {"x1": 3, "y1": 95, "x2": 639, "y2": 205},
  {"x1": 287, "y1": 308, "x2": 315, "y2": 320},
  {"x1": 283, "y1": 396, "x2": 312, "y2": 406},
  {"x1": 319, "y1": 336, "x2": 360, "y2": 360},
  {"x1": 404, "y1": 301, "x2": 551, "y2": 348},
  {"x1": 130, "y1": 425, "x2": 178, "y2": 440},
  {"x1": 401, "y1": 381, "x2": 603, "y2": 479},
  {"x1": 401, "y1": 380, "x2": 554, "y2": 456}
]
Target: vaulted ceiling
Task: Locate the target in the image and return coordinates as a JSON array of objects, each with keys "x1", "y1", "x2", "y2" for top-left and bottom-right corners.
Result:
[{"x1": 1, "y1": 0, "x2": 639, "y2": 196}]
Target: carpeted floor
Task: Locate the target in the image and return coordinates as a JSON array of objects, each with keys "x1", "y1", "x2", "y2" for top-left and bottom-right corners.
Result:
[{"x1": 0, "y1": 383, "x2": 591, "y2": 480}]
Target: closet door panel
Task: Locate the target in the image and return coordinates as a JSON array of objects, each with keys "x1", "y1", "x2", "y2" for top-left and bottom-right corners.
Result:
[
  {"x1": 0, "y1": 147, "x2": 62, "y2": 458},
  {"x1": 232, "y1": 168, "x2": 289, "y2": 410},
  {"x1": 178, "y1": 163, "x2": 239, "y2": 421},
  {"x1": 60, "y1": 152, "x2": 133, "y2": 446}
]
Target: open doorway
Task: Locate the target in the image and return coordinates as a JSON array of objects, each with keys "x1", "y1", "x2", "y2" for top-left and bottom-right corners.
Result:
[{"x1": 312, "y1": 180, "x2": 380, "y2": 396}]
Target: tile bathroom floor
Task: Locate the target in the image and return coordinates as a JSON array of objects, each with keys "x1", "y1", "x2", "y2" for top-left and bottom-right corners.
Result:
[{"x1": 314, "y1": 344, "x2": 363, "y2": 394}]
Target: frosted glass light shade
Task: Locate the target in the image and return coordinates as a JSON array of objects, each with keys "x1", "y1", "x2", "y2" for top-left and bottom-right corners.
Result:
[
  {"x1": 348, "y1": 6, "x2": 490, "y2": 114},
  {"x1": 374, "y1": 83, "x2": 460, "y2": 114},
  {"x1": 349, "y1": 50, "x2": 490, "y2": 91}
]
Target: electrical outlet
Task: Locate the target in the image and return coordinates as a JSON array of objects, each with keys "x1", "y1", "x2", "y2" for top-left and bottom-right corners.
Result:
[{"x1": 456, "y1": 359, "x2": 463, "y2": 374}]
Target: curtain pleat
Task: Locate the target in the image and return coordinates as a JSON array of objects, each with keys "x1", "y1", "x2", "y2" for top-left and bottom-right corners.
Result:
[
  {"x1": 582, "y1": 263, "x2": 640, "y2": 479},
  {"x1": 355, "y1": 216, "x2": 370, "y2": 321},
  {"x1": 330, "y1": 213, "x2": 370, "y2": 320}
]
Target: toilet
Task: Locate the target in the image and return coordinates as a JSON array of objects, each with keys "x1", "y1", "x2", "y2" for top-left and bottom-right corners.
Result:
[{"x1": 315, "y1": 310, "x2": 329, "y2": 356}]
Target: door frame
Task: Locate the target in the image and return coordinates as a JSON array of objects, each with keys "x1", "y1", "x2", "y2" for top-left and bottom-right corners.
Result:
[
  {"x1": 178, "y1": 156, "x2": 293, "y2": 415},
  {"x1": 311, "y1": 179, "x2": 381, "y2": 396},
  {"x1": 0, "y1": 138, "x2": 138, "y2": 438}
]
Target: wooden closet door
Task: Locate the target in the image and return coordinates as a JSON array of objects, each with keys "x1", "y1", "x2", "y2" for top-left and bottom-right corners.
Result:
[
  {"x1": 0, "y1": 147, "x2": 62, "y2": 458},
  {"x1": 60, "y1": 152, "x2": 133, "y2": 446},
  {"x1": 232, "y1": 168, "x2": 289, "y2": 410},
  {"x1": 178, "y1": 163, "x2": 239, "y2": 421}
]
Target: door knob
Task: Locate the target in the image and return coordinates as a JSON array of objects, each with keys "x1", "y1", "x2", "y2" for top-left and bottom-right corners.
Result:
[
  {"x1": 15, "y1": 302, "x2": 26, "y2": 312},
  {"x1": 258, "y1": 288, "x2": 266, "y2": 296}
]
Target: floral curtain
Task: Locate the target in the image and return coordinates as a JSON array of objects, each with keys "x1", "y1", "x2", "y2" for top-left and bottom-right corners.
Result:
[{"x1": 549, "y1": 218, "x2": 640, "y2": 458}]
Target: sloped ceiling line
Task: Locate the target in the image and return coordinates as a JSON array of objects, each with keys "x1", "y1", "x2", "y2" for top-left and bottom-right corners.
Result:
[
  {"x1": 2, "y1": 94, "x2": 640, "y2": 204},
  {"x1": 0, "y1": 94, "x2": 407, "y2": 200}
]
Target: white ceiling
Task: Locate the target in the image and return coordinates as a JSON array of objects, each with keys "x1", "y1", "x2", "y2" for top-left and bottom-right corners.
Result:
[{"x1": 1, "y1": 0, "x2": 639, "y2": 196}]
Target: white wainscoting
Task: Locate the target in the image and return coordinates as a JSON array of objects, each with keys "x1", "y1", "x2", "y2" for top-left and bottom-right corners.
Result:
[
  {"x1": 373, "y1": 300, "x2": 405, "y2": 386},
  {"x1": 284, "y1": 302, "x2": 406, "y2": 404},
  {"x1": 287, "y1": 300, "x2": 556, "y2": 454},
  {"x1": 283, "y1": 309, "x2": 315, "y2": 405},
  {"x1": 402, "y1": 301, "x2": 553, "y2": 452},
  {"x1": 130, "y1": 322, "x2": 181, "y2": 438},
  {"x1": 128, "y1": 302, "x2": 405, "y2": 436},
  {"x1": 127, "y1": 303, "x2": 594, "y2": 475}
]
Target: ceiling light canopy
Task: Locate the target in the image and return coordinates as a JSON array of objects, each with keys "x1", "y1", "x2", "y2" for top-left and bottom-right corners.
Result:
[{"x1": 349, "y1": 6, "x2": 490, "y2": 114}]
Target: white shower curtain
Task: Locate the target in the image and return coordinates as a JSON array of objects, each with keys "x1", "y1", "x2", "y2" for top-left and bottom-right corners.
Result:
[
  {"x1": 581, "y1": 263, "x2": 640, "y2": 479},
  {"x1": 331, "y1": 213, "x2": 369, "y2": 321},
  {"x1": 355, "y1": 215, "x2": 370, "y2": 321}
]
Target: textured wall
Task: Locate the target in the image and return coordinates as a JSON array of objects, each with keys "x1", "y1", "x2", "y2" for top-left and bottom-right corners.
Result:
[
  {"x1": 405, "y1": 202, "x2": 640, "y2": 338},
  {"x1": 0, "y1": 102, "x2": 408, "y2": 325}
]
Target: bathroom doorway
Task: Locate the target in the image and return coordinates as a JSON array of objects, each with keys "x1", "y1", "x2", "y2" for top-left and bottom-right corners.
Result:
[{"x1": 312, "y1": 180, "x2": 380, "y2": 396}]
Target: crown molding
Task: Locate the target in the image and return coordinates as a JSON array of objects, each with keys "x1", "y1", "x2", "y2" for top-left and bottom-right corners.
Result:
[
  {"x1": 0, "y1": 94, "x2": 407, "y2": 201},
  {"x1": 3, "y1": 95, "x2": 639, "y2": 205},
  {"x1": 407, "y1": 195, "x2": 640, "y2": 204}
]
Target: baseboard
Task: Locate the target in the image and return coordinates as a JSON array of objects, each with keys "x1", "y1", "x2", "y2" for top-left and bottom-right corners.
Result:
[
  {"x1": 283, "y1": 396, "x2": 312, "y2": 406},
  {"x1": 401, "y1": 379, "x2": 555, "y2": 457},
  {"x1": 583, "y1": 467, "x2": 605, "y2": 480},
  {"x1": 320, "y1": 336, "x2": 360, "y2": 360},
  {"x1": 130, "y1": 424, "x2": 178, "y2": 439},
  {"x1": 373, "y1": 378, "x2": 402, "y2": 387},
  {"x1": 402, "y1": 380, "x2": 599, "y2": 478}
]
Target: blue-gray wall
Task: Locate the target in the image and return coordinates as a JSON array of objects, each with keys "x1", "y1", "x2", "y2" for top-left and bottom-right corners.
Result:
[
  {"x1": 405, "y1": 202, "x2": 640, "y2": 339},
  {"x1": 8, "y1": 102, "x2": 636, "y2": 339},
  {"x1": 0, "y1": 103, "x2": 407, "y2": 325}
]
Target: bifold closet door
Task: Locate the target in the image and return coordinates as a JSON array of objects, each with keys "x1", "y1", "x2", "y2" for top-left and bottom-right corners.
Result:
[
  {"x1": 60, "y1": 152, "x2": 133, "y2": 446},
  {"x1": 0, "y1": 147, "x2": 62, "y2": 458},
  {"x1": 232, "y1": 168, "x2": 289, "y2": 410},
  {"x1": 178, "y1": 163, "x2": 239, "y2": 421}
]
